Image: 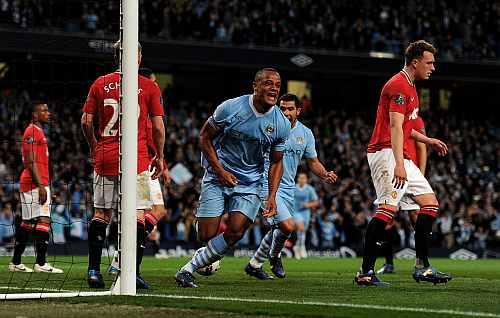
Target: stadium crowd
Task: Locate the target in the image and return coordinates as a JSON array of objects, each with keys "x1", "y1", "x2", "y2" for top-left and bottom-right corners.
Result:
[
  {"x1": 0, "y1": 87, "x2": 499, "y2": 256},
  {"x1": 1, "y1": 0, "x2": 500, "y2": 61}
]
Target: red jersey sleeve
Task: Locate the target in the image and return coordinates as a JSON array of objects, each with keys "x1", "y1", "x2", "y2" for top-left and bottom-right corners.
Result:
[
  {"x1": 386, "y1": 81, "x2": 408, "y2": 115},
  {"x1": 148, "y1": 83, "x2": 164, "y2": 117},
  {"x1": 414, "y1": 116, "x2": 425, "y2": 133},
  {"x1": 82, "y1": 79, "x2": 100, "y2": 114},
  {"x1": 22, "y1": 126, "x2": 38, "y2": 157}
]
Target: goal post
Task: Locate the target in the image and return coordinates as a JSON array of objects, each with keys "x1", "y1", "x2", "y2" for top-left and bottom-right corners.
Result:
[{"x1": 117, "y1": 0, "x2": 139, "y2": 296}]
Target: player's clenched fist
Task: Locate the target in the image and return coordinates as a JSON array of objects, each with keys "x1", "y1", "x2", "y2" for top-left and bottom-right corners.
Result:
[
  {"x1": 150, "y1": 156, "x2": 164, "y2": 180},
  {"x1": 216, "y1": 169, "x2": 238, "y2": 187},
  {"x1": 322, "y1": 171, "x2": 338, "y2": 184},
  {"x1": 262, "y1": 196, "x2": 277, "y2": 218}
]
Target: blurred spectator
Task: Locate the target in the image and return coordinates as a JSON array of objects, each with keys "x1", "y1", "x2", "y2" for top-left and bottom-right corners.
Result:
[{"x1": 0, "y1": 203, "x2": 15, "y2": 247}]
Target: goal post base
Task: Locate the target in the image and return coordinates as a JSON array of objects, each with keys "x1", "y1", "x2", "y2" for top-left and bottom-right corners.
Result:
[{"x1": 0, "y1": 290, "x2": 112, "y2": 300}]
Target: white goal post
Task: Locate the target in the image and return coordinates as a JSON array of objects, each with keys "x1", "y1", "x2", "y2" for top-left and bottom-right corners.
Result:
[{"x1": 116, "y1": 0, "x2": 139, "y2": 296}]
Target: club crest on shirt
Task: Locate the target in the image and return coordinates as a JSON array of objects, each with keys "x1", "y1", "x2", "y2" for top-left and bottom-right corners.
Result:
[
  {"x1": 295, "y1": 136, "x2": 304, "y2": 144},
  {"x1": 25, "y1": 137, "x2": 34, "y2": 144},
  {"x1": 394, "y1": 93, "x2": 405, "y2": 105},
  {"x1": 265, "y1": 123, "x2": 275, "y2": 134}
]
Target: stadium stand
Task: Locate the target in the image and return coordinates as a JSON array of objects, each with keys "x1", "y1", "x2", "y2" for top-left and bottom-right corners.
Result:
[{"x1": 0, "y1": 0, "x2": 499, "y2": 61}]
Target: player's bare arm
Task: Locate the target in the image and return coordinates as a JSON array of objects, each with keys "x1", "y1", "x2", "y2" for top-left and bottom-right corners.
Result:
[
  {"x1": 24, "y1": 148, "x2": 47, "y2": 204},
  {"x1": 199, "y1": 120, "x2": 237, "y2": 187},
  {"x1": 263, "y1": 150, "x2": 284, "y2": 218},
  {"x1": 410, "y1": 129, "x2": 448, "y2": 156},
  {"x1": 302, "y1": 199, "x2": 320, "y2": 209},
  {"x1": 390, "y1": 111, "x2": 406, "y2": 189},
  {"x1": 306, "y1": 157, "x2": 338, "y2": 184},
  {"x1": 81, "y1": 112, "x2": 97, "y2": 157},
  {"x1": 150, "y1": 115, "x2": 165, "y2": 179}
]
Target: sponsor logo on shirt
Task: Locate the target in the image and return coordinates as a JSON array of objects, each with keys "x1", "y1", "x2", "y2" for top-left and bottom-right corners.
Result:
[
  {"x1": 265, "y1": 124, "x2": 275, "y2": 134},
  {"x1": 394, "y1": 93, "x2": 405, "y2": 105}
]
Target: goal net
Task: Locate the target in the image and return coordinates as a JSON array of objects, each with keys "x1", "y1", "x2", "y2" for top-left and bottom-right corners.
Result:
[{"x1": 0, "y1": 0, "x2": 138, "y2": 299}]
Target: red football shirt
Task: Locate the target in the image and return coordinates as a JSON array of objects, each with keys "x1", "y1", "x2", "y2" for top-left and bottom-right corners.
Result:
[
  {"x1": 82, "y1": 72, "x2": 164, "y2": 176},
  {"x1": 367, "y1": 70, "x2": 420, "y2": 159},
  {"x1": 406, "y1": 116, "x2": 425, "y2": 166},
  {"x1": 20, "y1": 124, "x2": 49, "y2": 192}
]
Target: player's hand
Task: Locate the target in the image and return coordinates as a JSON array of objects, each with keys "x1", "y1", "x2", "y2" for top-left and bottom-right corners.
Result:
[
  {"x1": 262, "y1": 196, "x2": 277, "y2": 218},
  {"x1": 392, "y1": 164, "x2": 407, "y2": 190},
  {"x1": 38, "y1": 186, "x2": 47, "y2": 205},
  {"x1": 161, "y1": 166, "x2": 171, "y2": 185},
  {"x1": 429, "y1": 138, "x2": 448, "y2": 156},
  {"x1": 150, "y1": 156, "x2": 164, "y2": 180},
  {"x1": 322, "y1": 170, "x2": 338, "y2": 184},
  {"x1": 217, "y1": 169, "x2": 238, "y2": 187}
]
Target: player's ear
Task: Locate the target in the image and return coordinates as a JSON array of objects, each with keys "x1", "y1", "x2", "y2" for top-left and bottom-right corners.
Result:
[{"x1": 411, "y1": 58, "x2": 419, "y2": 69}]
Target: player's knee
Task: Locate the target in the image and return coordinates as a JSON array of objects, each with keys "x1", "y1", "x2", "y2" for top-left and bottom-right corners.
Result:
[
  {"x1": 93, "y1": 209, "x2": 112, "y2": 223},
  {"x1": 152, "y1": 205, "x2": 167, "y2": 220},
  {"x1": 280, "y1": 219, "x2": 295, "y2": 235}
]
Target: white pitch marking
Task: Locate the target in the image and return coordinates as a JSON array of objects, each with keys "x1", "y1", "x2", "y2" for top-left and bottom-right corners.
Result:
[{"x1": 139, "y1": 294, "x2": 500, "y2": 318}]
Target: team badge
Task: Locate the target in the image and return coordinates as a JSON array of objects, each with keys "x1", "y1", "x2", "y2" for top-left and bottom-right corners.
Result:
[
  {"x1": 394, "y1": 93, "x2": 405, "y2": 105},
  {"x1": 25, "y1": 137, "x2": 34, "y2": 144},
  {"x1": 296, "y1": 136, "x2": 304, "y2": 144},
  {"x1": 265, "y1": 124, "x2": 275, "y2": 134},
  {"x1": 391, "y1": 191, "x2": 398, "y2": 199}
]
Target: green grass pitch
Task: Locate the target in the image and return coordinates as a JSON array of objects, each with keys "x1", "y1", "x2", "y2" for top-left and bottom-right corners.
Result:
[{"x1": 0, "y1": 256, "x2": 499, "y2": 317}]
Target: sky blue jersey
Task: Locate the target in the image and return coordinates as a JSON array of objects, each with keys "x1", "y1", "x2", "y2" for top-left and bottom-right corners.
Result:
[
  {"x1": 294, "y1": 184, "x2": 318, "y2": 214},
  {"x1": 202, "y1": 94, "x2": 291, "y2": 185},
  {"x1": 262, "y1": 120, "x2": 317, "y2": 195}
]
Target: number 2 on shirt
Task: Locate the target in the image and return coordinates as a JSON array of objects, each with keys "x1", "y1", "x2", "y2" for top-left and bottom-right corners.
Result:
[{"x1": 102, "y1": 98, "x2": 140, "y2": 137}]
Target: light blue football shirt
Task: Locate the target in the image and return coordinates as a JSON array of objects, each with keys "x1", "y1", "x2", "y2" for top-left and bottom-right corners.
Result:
[
  {"x1": 203, "y1": 94, "x2": 291, "y2": 186},
  {"x1": 261, "y1": 120, "x2": 317, "y2": 196},
  {"x1": 294, "y1": 184, "x2": 318, "y2": 214}
]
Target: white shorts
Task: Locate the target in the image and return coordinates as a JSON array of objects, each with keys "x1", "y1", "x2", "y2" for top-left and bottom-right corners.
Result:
[
  {"x1": 93, "y1": 171, "x2": 152, "y2": 210},
  {"x1": 368, "y1": 149, "x2": 434, "y2": 207},
  {"x1": 20, "y1": 186, "x2": 51, "y2": 220},
  {"x1": 399, "y1": 196, "x2": 420, "y2": 211},
  {"x1": 149, "y1": 172, "x2": 164, "y2": 206}
]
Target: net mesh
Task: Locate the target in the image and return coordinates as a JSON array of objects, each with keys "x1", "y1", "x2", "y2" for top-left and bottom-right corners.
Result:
[{"x1": 0, "y1": 1, "x2": 125, "y2": 298}]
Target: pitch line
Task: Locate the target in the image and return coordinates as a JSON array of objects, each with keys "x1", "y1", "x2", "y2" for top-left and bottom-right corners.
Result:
[{"x1": 140, "y1": 294, "x2": 500, "y2": 318}]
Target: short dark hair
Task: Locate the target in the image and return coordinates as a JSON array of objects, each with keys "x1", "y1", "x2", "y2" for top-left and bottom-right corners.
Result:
[
  {"x1": 113, "y1": 40, "x2": 142, "y2": 64},
  {"x1": 405, "y1": 40, "x2": 437, "y2": 65},
  {"x1": 278, "y1": 93, "x2": 301, "y2": 108},
  {"x1": 139, "y1": 67, "x2": 153, "y2": 79},
  {"x1": 254, "y1": 68, "x2": 279, "y2": 82},
  {"x1": 32, "y1": 100, "x2": 47, "y2": 112}
]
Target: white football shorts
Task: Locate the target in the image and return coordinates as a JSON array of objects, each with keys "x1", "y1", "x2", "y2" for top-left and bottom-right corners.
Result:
[{"x1": 368, "y1": 148, "x2": 434, "y2": 207}]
